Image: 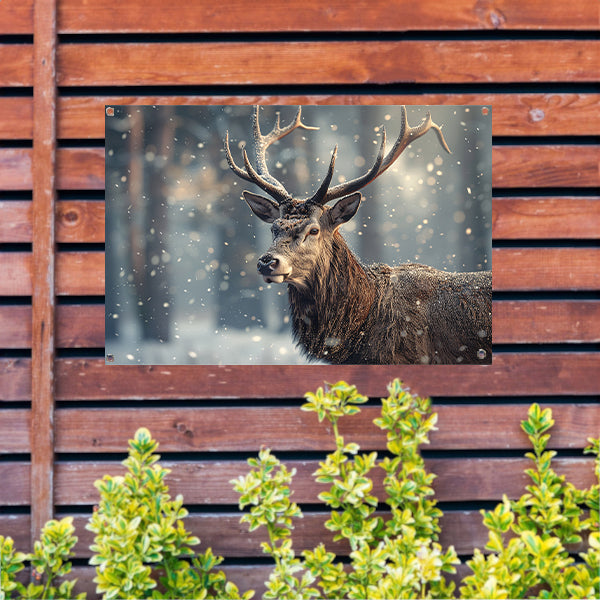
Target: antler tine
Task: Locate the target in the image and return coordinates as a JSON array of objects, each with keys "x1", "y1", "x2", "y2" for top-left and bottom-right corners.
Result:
[
  {"x1": 321, "y1": 106, "x2": 452, "y2": 205},
  {"x1": 307, "y1": 145, "x2": 338, "y2": 206},
  {"x1": 225, "y1": 105, "x2": 320, "y2": 206}
]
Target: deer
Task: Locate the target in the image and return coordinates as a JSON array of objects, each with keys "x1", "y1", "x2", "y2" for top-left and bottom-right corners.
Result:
[{"x1": 224, "y1": 106, "x2": 491, "y2": 365}]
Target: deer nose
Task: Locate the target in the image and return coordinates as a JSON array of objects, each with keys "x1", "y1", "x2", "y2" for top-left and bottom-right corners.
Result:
[{"x1": 257, "y1": 254, "x2": 279, "y2": 275}]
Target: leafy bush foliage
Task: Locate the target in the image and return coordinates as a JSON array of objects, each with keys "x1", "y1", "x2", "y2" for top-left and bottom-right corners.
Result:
[
  {"x1": 233, "y1": 379, "x2": 599, "y2": 599},
  {"x1": 86, "y1": 427, "x2": 251, "y2": 600},
  {"x1": 1, "y1": 381, "x2": 598, "y2": 599}
]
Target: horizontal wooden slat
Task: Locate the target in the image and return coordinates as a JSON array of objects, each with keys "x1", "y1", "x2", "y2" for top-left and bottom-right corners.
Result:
[
  {"x1": 55, "y1": 0, "x2": 598, "y2": 33},
  {"x1": 5, "y1": 248, "x2": 597, "y2": 296},
  {"x1": 0, "y1": 200, "x2": 105, "y2": 243},
  {"x1": 66, "y1": 299, "x2": 600, "y2": 346},
  {"x1": 0, "y1": 252, "x2": 104, "y2": 296},
  {"x1": 0, "y1": 410, "x2": 30, "y2": 453},
  {"x1": 0, "y1": 45, "x2": 33, "y2": 87},
  {"x1": 52, "y1": 457, "x2": 596, "y2": 506},
  {"x1": 55, "y1": 94, "x2": 600, "y2": 139},
  {"x1": 493, "y1": 248, "x2": 600, "y2": 291},
  {"x1": 5, "y1": 0, "x2": 598, "y2": 34},
  {"x1": 4, "y1": 198, "x2": 597, "y2": 245},
  {"x1": 0, "y1": 98, "x2": 32, "y2": 139},
  {"x1": 494, "y1": 300, "x2": 600, "y2": 344},
  {"x1": 51, "y1": 353, "x2": 600, "y2": 400},
  {"x1": 2, "y1": 352, "x2": 599, "y2": 402},
  {"x1": 53, "y1": 404, "x2": 599, "y2": 453},
  {"x1": 4, "y1": 145, "x2": 599, "y2": 191},
  {"x1": 0, "y1": 201, "x2": 31, "y2": 242},
  {"x1": 3, "y1": 300, "x2": 597, "y2": 350},
  {"x1": 0, "y1": 304, "x2": 105, "y2": 349},
  {"x1": 492, "y1": 145, "x2": 600, "y2": 188},
  {"x1": 1, "y1": 455, "x2": 596, "y2": 506},
  {"x1": 57, "y1": 41, "x2": 598, "y2": 87},
  {"x1": 0, "y1": 149, "x2": 32, "y2": 190},
  {"x1": 493, "y1": 197, "x2": 600, "y2": 239},
  {"x1": 6, "y1": 507, "x2": 588, "y2": 561}
]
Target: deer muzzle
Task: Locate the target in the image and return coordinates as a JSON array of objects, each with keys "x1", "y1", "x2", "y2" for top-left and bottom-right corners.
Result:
[{"x1": 257, "y1": 253, "x2": 291, "y2": 284}]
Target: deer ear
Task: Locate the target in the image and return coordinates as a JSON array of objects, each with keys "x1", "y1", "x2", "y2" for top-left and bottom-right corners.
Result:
[
  {"x1": 243, "y1": 191, "x2": 280, "y2": 223},
  {"x1": 329, "y1": 192, "x2": 362, "y2": 228}
]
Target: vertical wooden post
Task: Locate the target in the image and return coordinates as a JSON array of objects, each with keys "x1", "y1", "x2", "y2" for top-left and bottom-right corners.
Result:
[{"x1": 31, "y1": 0, "x2": 57, "y2": 545}]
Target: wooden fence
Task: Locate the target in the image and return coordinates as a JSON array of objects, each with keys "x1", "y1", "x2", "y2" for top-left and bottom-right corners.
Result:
[{"x1": 0, "y1": 0, "x2": 598, "y2": 596}]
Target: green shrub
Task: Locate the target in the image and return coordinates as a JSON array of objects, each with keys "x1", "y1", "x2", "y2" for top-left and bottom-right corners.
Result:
[
  {"x1": 1, "y1": 381, "x2": 597, "y2": 600},
  {"x1": 233, "y1": 379, "x2": 599, "y2": 599},
  {"x1": 0, "y1": 517, "x2": 83, "y2": 600},
  {"x1": 86, "y1": 427, "x2": 252, "y2": 600}
]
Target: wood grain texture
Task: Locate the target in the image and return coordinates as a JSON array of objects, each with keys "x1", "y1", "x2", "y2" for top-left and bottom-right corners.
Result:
[
  {"x1": 50, "y1": 457, "x2": 596, "y2": 506},
  {"x1": 53, "y1": 404, "x2": 600, "y2": 453},
  {"x1": 31, "y1": 0, "x2": 58, "y2": 544},
  {"x1": 51, "y1": 145, "x2": 600, "y2": 191},
  {"x1": 3, "y1": 508, "x2": 589, "y2": 558},
  {"x1": 0, "y1": 201, "x2": 32, "y2": 242},
  {"x1": 4, "y1": 198, "x2": 597, "y2": 245},
  {"x1": 0, "y1": 410, "x2": 30, "y2": 453},
  {"x1": 55, "y1": 0, "x2": 598, "y2": 33},
  {"x1": 0, "y1": 45, "x2": 33, "y2": 86},
  {"x1": 494, "y1": 300, "x2": 600, "y2": 344},
  {"x1": 4, "y1": 248, "x2": 596, "y2": 296},
  {"x1": 2, "y1": 300, "x2": 597, "y2": 350},
  {"x1": 493, "y1": 248, "x2": 600, "y2": 291},
  {"x1": 49, "y1": 354, "x2": 600, "y2": 401},
  {"x1": 0, "y1": 98, "x2": 33, "y2": 139},
  {"x1": 493, "y1": 197, "x2": 600, "y2": 239},
  {"x1": 492, "y1": 145, "x2": 600, "y2": 188},
  {"x1": 57, "y1": 41, "x2": 599, "y2": 87},
  {"x1": 4, "y1": 354, "x2": 600, "y2": 402},
  {"x1": 55, "y1": 94, "x2": 600, "y2": 139},
  {"x1": 0, "y1": 149, "x2": 32, "y2": 190}
]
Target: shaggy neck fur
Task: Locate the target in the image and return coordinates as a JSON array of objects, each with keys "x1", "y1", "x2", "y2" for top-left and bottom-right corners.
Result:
[{"x1": 287, "y1": 231, "x2": 377, "y2": 363}]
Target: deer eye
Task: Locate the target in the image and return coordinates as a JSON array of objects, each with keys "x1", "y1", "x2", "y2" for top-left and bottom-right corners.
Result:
[{"x1": 309, "y1": 227, "x2": 319, "y2": 236}]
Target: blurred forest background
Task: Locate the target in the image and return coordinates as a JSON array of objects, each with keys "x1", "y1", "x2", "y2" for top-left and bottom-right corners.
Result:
[{"x1": 105, "y1": 105, "x2": 492, "y2": 365}]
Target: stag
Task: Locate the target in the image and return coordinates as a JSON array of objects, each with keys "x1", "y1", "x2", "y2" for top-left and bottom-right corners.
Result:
[{"x1": 225, "y1": 106, "x2": 491, "y2": 364}]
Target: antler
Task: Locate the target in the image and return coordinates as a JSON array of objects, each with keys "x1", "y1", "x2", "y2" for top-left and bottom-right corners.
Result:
[
  {"x1": 225, "y1": 106, "x2": 319, "y2": 205},
  {"x1": 310, "y1": 106, "x2": 452, "y2": 206}
]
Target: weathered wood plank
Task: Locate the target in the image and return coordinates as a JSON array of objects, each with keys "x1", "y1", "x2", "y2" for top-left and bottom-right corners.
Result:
[
  {"x1": 493, "y1": 197, "x2": 600, "y2": 239},
  {"x1": 0, "y1": 0, "x2": 34, "y2": 34},
  {"x1": 6, "y1": 145, "x2": 599, "y2": 191},
  {"x1": 492, "y1": 145, "x2": 600, "y2": 188},
  {"x1": 3, "y1": 354, "x2": 599, "y2": 403},
  {"x1": 0, "y1": 507, "x2": 578, "y2": 559},
  {"x1": 31, "y1": 0, "x2": 58, "y2": 544},
  {"x1": 57, "y1": 41, "x2": 599, "y2": 87},
  {"x1": 0, "y1": 200, "x2": 105, "y2": 243},
  {"x1": 52, "y1": 457, "x2": 596, "y2": 506},
  {"x1": 55, "y1": 0, "x2": 598, "y2": 33},
  {"x1": 0, "y1": 149, "x2": 32, "y2": 190},
  {"x1": 0, "y1": 462, "x2": 30, "y2": 505},
  {"x1": 56, "y1": 200, "x2": 105, "y2": 242},
  {"x1": 0, "y1": 201, "x2": 32, "y2": 242},
  {"x1": 0, "y1": 45, "x2": 33, "y2": 87},
  {"x1": 53, "y1": 145, "x2": 600, "y2": 191},
  {"x1": 5, "y1": 198, "x2": 597, "y2": 245},
  {"x1": 53, "y1": 404, "x2": 600, "y2": 453},
  {"x1": 4, "y1": 248, "x2": 596, "y2": 296},
  {"x1": 493, "y1": 248, "x2": 600, "y2": 291},
  {"x1": 0, "y1": 410, "x2": 30, "y2": 453},
  {"x1": 494, "y1": 300, "x2": 600, "y2": 344},
  {"x1": 54, "y1": 94, "x2": 600, "y2": 139},
  {"x1": 50, "y1": 353, "x2": 600, "y2": 401},
  {"x1": 0, "y1": 98, "x2": 33, "y2": 139},
  {"x1": 3, "y1": 300, "x2": 597, "y2": 350},
  {"x1": 0, "y1": 252, "x2": 104, "y2": 296}
]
